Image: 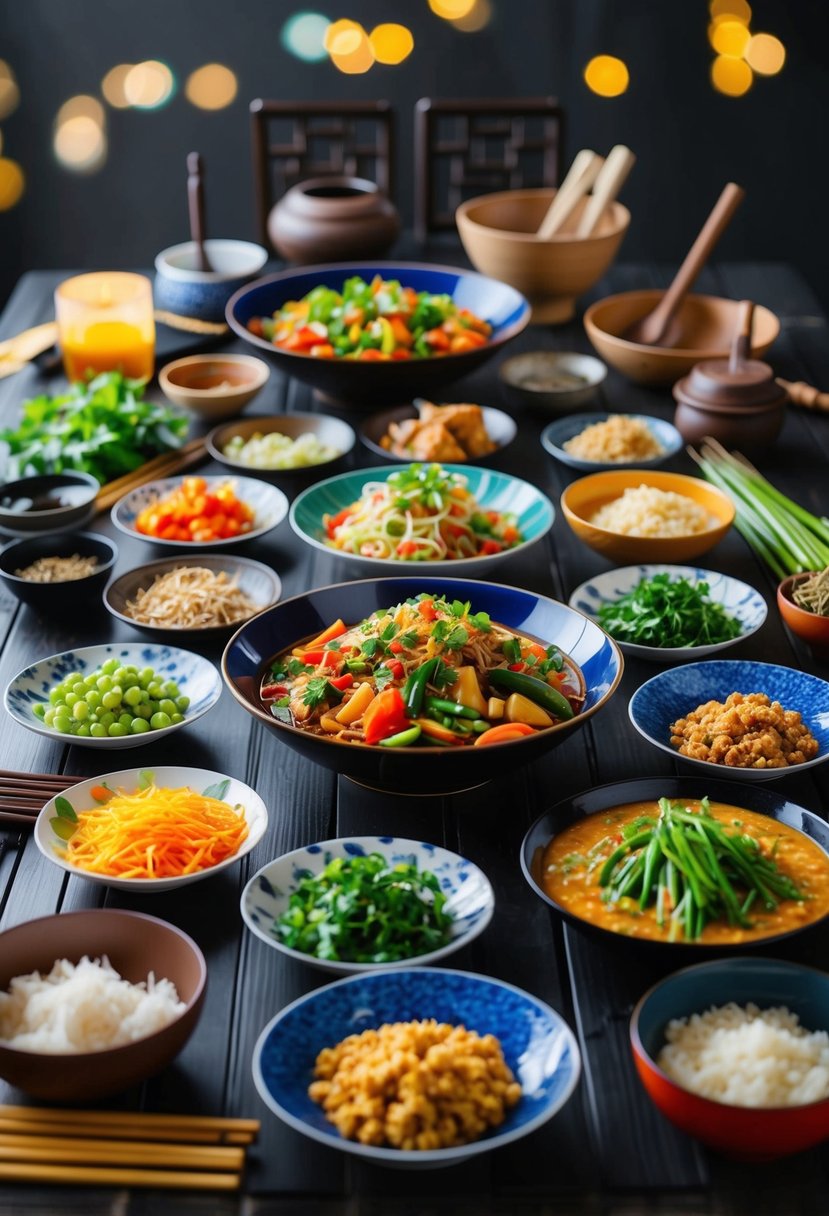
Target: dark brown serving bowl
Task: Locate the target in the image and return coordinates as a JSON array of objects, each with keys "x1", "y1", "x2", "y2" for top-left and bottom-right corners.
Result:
[{"x1": 0, "y1": 909, "x2": 207, "y2": 1101}]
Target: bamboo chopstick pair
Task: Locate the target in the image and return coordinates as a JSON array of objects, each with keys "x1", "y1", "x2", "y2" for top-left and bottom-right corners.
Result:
[
  {"x1": 0, "y1": 770, "x2": 82, "y2": 829},
  {"x1": 0, "y1": 1105, "x2": 260, "y2": 1191}
]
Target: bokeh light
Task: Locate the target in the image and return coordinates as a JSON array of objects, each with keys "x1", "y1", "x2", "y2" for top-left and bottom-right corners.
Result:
[
  {"x1": 710, "y1": 19, "x2": 751, "y2": 57},
  {"x1": 428, "y1": 0, "x2": 476, "y2": 19},
  {"x1": 448, "y1": 0, "x2": 492, "y2": 31},
  {"x1": 124, "y1": 60, "x2": 175, "y2": 109},
  {"x1": 323, "y1": 18, "x2": 360, "y2": 52},
  {"x1": 711, "y1": 54, "x2": 753, "y2": 96},
  {"x1": 57, "y1": 94, "x2": 105, "y2": 127},
  {"x1": 746, "y1": 32, "x2": 786, "y2": 75},
  {"x1": 0, "y1": 157, "x2": 24, "y2": 209},
  {"x1": 282, "y1": 12, "x2": 330, "y2": 62},
  {"x1": 102, "y1": 64, "x2": 134, "y2": 109},
  {"x1": 185, "y1": 63, "x2": 238, "y2": 109},
  {"x1": 710, "y1": 0, "x2": 752, "y2": 22},
  {"x1": 584, "y1": 55, "x2": 630, "y2": 98},
  {"x1": 0, "y1": 130, "x2": 3, "y2": 156},
  {"x1": 329, "y1": 23, "x2": 375, "y2": 74},
  {"x1": 0, "y1": 61, "x2": 20, "y2": 122},
  {"x1": 369, "y1": 24, "x2": 414, "y2": 65},
  {"x1": 54, "y1": 116, "x2": 107, "y2": 172}
]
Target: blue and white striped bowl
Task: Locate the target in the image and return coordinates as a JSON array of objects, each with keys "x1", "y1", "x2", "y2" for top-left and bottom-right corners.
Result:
[
  {"x1": 112, "y1": 475, "x2": 288, "y2": 548},
  {"x1": 569, "y1": 565, "x2": 767, "y2": 662},
  {"x1": 241, "y1": 836, "x2": 494, "y2": 974},
  {"x1": 629, "y1": 659, "x2": 829, "y2": 781},
  {"x1": 541, "y1": 413, "x2": 683, "y2": 472},
  {"x1": 4, "y1": 642, "x2": 221, "y2": 749},
  {"x1": 289, "y1": 464, "x2": 555, "y2": 575},
  {"x1": 253, "y1": 967, "x2": 581, "y2": 1167}
]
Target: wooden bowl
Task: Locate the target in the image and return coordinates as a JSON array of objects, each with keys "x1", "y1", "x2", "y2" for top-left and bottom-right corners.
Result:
[
  {"x1": 560, "y1": 469, "x2": 735, "y2": 563},
  {"x1": 457, "y1": 190, "x2": 630, "y2": 325},
  {"x1": 584, "y1": 291, "x2": 780, "y2": 386},
  {"x1": 159, "y1": 354, "x2": 270, "y2": 420},
  {"x1": 778, "y1": 575, "x2": 829, "y2": 652}
]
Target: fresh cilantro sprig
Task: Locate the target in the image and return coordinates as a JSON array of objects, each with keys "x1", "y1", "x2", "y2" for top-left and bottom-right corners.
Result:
[{"x1": 597, "y1": 574, "x2": 742, "y2": 648}]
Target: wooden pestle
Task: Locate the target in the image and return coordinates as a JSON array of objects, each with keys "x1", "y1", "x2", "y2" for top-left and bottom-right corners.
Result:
[{"x1": 187, "y1": 152, "x2": 211, "y2": 272}]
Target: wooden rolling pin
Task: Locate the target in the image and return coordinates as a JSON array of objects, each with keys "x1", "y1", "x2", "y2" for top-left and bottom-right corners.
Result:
[{"x1": 778, "y1": 378, "x2": 829, "y2": 413}]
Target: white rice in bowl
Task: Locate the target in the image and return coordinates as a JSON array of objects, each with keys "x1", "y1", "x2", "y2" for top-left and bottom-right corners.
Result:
[
  {"x1": 657, "y1": 1002, "x2": 829, "y2": 1108},
  {"x1": 0, "y1": 955, "x2": 185, "y2": 1053}
]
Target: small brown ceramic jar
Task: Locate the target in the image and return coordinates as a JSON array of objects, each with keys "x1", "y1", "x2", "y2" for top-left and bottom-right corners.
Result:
[
  {"x1": 267, "y1": 176, "x2": 400, "y2": 264},
  {"x1": 672, "y1": 359, "x2": 788, "y2": 449}
]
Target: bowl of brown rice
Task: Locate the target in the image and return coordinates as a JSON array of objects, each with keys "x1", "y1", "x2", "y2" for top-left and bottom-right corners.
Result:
[{"x1": 541, "y1": 413, "x2": 683, "y2": 472}]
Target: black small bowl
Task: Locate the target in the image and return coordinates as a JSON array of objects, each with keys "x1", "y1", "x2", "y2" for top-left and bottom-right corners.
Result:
[
  {"x1": 206, "y1": 412, "x2": 356, "y2": 489},
  {"x1": 0, "y1": 471, "x2": 99, "y2": 537},
  {"x1": 359, "y1": 403, "x2": 517, "y2": 465},
  {"x1": 0, "y1": 531, "x2": 118, "y2": 612},
  {"x1": 521, "y1": 776, "x2": 829, "y2": 954}
]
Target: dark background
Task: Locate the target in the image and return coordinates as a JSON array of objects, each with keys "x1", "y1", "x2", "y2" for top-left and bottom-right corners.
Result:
[{"x1": 1, "y1": 0, "x2": 827, "y2": 309}]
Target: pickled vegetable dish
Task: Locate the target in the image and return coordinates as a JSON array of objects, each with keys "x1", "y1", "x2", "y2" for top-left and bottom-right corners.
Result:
[
  {"x1": 260, "y1": 593, "x2": 584, "y2": 748},
  {"x1": 247, "y1": 275, "x2": 492, "y2": 361},
  {"x1": 325, "y1": 463, "x2": 523, "y2": 561}
]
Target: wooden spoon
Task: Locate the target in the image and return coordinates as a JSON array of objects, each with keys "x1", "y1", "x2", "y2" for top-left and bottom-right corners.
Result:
[
  {"x1": 576, "y1": 145, "x2": 636, "y2": 237},
  {"x1": 536, "y1": 150, "x2": 603, "y2": 239},
  {"x1": 187, "y1": 152, "x2": 212, "y2": 273},
  {"x1": 623, "y1": 181, "x2": 745, "y2": 347}
]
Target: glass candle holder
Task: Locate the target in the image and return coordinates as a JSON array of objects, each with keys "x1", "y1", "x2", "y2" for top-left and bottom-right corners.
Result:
[{"x1": 55, "y1": 272, "x2": 155, "y2": 382}]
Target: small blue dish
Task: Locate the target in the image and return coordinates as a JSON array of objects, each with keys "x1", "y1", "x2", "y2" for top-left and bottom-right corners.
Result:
[
  {"x1": 253, "y1": 967, "x2": 581, "y2": 1166},
  {"x1": 155, "y1": 239, "x2": 268, "y2": 323},
  {"x1": 241, "y1": 835, "x2": 494, "y2": 974},
  {"x1": 569, "y1": 564, "x2": 767, "y2": 662},
  {"x1": 226, "y1": 261, "x2": 530, "y2": 406},
  {"x1": 289, "y1": 464, "x2": 554, "y2": 575},
  {"x1": 629, "y1": 659, "x2": 829, "y2": 781},
  {"x1": 541, "y1": 413, "x2": 683, "y2": 472}
]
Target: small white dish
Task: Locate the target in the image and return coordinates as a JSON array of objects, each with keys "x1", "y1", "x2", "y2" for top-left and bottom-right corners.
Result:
[
  {"x1": 34, "y1": 765, "x2": 268, "y2": 893},
  {"x1": 569, "y1": 564, "x2": 767, "y2": 662},
  {"x1": 241, "y1": 836, "x2": 495, "y2": 974},
  {"x1": 111, "y1": 474, "x2": 288, "y2": 548}
]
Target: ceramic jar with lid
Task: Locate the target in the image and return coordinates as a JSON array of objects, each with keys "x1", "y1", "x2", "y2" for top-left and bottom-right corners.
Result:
[{"x1": 267, "y1": 176, "x2": 400, "y2": 264}]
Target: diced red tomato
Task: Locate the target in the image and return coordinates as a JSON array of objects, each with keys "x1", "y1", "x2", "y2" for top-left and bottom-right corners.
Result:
[
  {"x1": 388, "y1": 640, "x2": 404, "y2": 654},
  {"x1": 329, "y1": 673, "x2": 354, "y2": 691},
  {"x1": 326, "y1": 508, "x2": 352, "y2": 538},
  {"x1": 418, "y1": 600, "x2": 437, "y2": 621},
  {"x1": 386, "y1": 658, "x2": 405, "y2": 680},
  {"x1": 480, "y1": 540, "x2": 503, "y2": 555}
]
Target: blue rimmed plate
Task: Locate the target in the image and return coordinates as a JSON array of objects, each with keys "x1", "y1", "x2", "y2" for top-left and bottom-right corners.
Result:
[
  {"x1": 569, "y1": 564, "x2": 767, "y2": 662},
  {"x1": 241, "y1": 835, "x2": 494, "y2": 974},
  {"x1": 111, "y1": 474, "x2": 288, "y2": 548},
  {"x1": 629, "y1": 659, "x2": 829, "y2": 781},
  {"x1": 289, "y1": 464, "x2": 554, "y2": 575},
  {"x1": 541, "y1": 413, "x2": 683, "y2": 472},
  {"x1": 4, "y1": 642, "x2": 221, "y2": 749},
  {"x1": 253, "y1": 967, "x2": 581, "y2": 1167}
]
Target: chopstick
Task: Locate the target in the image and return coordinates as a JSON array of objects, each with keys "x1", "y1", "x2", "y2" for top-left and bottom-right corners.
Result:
[
  {"x1": 0, "y1": 1163, "x2": 241, "y2": 1190},
  {"x1": 0, "y1": 1136, "x2": 244, "y2": 1170},
  {"x1": 94, "y1": 438, "x2": 208, "y2": 513},
  {"x1": 0, "y1": 771, "x2": 85, "y2": 828},
  {"x1": 0, "y1": 1105, "x2": 260, "y2": 1139}
]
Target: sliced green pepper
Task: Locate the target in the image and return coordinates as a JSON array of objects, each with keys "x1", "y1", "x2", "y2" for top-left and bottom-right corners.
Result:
[
  {"x1": 501, "y1": 637, "x2": 522, "y2": 664},
  {"x1": 403, "y1": 657, "x2": 439, "y2": 717},
  {"x1": 487, "y1": 668, "x2": 575, "y2": 720},
  {"x1": 378, "y1": 724, "x2": 422, "y2": 747}
]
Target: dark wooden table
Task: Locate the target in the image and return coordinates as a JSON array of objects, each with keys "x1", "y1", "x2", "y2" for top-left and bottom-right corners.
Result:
[{"x1": 1, "y1": 262, "x2": 829, "y2": 1216}]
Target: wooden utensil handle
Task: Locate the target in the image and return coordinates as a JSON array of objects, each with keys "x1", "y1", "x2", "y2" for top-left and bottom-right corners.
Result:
[
  {"x1": 576, "y1": 145, "x2": 636, "y2": 238},
  {"x1": 640, "y1": 182, "x2": 744, "y2": 341},
  {"x1": 536, "y1": 150, "x2": 603, "y2": 239},
  {"x1": 187, "y1": 152, "x2": 209, "y2": 272},
  {"x1": 729, "y1": 299, "x2": 755, "y2": 371},
  {"x1": 778, "y1": 378, "x2": 829, "y2": 412}
]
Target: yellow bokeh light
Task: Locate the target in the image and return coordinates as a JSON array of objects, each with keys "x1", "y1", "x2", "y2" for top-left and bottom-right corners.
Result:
[
  {"x1": 0, "y1": 129, "x2": 3, "y2": 156},
  {"x1": 450, "y1": 0, "x2": 492, "y2": 31},
  {"x1": 369, "y1": 24, "x2": 414, "y2": 65},
  {"x1": 0, "y1": 157, "x2": 24, "y2": 209},
  {"x1": 0, "y1": 61, "x2": 20, "y2": 122},
  {"x1": 711, "y1": 54, "x2": 753, "y2": 96},
  {"x1": 54, "y1": 115, "x2": 107, "y2": 172},
  {"x1": 185, "y1": 63, "x2": 238, "y2": 110},
  {"x1": 710, "y1": 19, "x2": 751, "y2": 57},
  {"x1": 746, "y1": 33, "x2": 786, "y2": 75},
  {"x1": 428, "y1": 0, "x2": 476, "y2": 19},
  {"x1": 102, "y1": 64, "x2": 134, "y2": 109},
  {"x1": 710, "y1": 0, "x2": 751, "y2": 22},
  {"x1": 330, "y1": 26, "x2": 375, "y2": 74},
  {"x1": 324, "y1": 19, "x2": 361, "y2": 52},
  {"x1": 57, "y1": 95, "x2": 105, "y2": 127},
  {"x1": 584, "y1": 55, "x2": 630, "y2": 98},
  {"x1": 124, "y1": 60, "x2": 174, "y2": 109}
]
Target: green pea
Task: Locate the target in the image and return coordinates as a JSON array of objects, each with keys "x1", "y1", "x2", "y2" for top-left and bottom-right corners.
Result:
[
  {"x1": 90, "y1": 723, "x2": 107, "y2": 737},
  {"x1": 139, "y1": 667, "x2": 155, "y2": 684},
  {"x1": 150, "y1": 711, "x2": 171, "y2": 730},
  {"x1": 84, "y1": 691, "x2": 102, "y2": 709},
  {"x1": 123, "y1": 686, "x2": 142, "y2": 707},
  {"x1": 113, "y1": 667, "x2": 130, "y2": 686},
  {"x1": 147, "y1": 681, "x2": 163, "y2": 699},
  {"x1": 101, "y1": 691, "x2": 121, "y2": 710},
  {"x1": 101, "y1": 658, "x2": 119, "y2": 675},
  {"x1": 175, "y1": 695, "x2": 190, "y2": 712},
  {"x1": 163, "y1": 681, "x2": 179, "y2": 698},
  {"x1": 158, "y1": 698, "x2": 176, "y2": 716},
  {"x1": 76, "y1": 723, "x2": 91, "y2": 737},
  {"x1": 96, "y1": 675, "x2": 112, "y2": 693},
  {"x1": 108, "y1": 722, "x2": 128, "y2": 737},
  {"x1": 118, "y1": 712, "x2": 133, "y2": 728},
  {"x1": 72, "y1": 701, "x2": 89, "y2": 721},
  {"x1": 133, "y1": 703, "x2": 153, "y2": 719},
  {"x1": 170, "y1": 712, "x2": 184, "y2": 724},
  {"x1": 130, "y1": 717, "x2": 150, "y2": 733},
  {"x1": 83, "y1": 674, "x2": 98, "y2": 688},
  {"x1": 64, "y1": 692, "x2": 79, "y2": 708},
  {"x1": 33, "y1": 702, "x2": 46, "y2": 718},
  {"x1": 44, "y1": 709, "x2": 55, "y2": 725},
  {"x1": 49, "y1": 688, "x2": 62, "y2": 705},
  {"x1": 98, "y1": 711, "x2": 115, "y2": 729},
  {"x1": 54, "y1": 717, "x2": 73, "y2": 734}
]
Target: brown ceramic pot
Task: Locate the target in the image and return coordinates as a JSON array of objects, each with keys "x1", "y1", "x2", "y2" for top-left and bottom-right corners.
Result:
[
  {"x1": 672, "y1": 395, "x2": 787, "y2": 447},
  {"x1": 267, "y1": 176, "x2": 400, "y2": 264}
]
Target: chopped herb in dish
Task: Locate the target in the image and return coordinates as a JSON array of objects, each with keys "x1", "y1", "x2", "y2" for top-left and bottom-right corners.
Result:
[{"x1": 596, "y1": 574, "x2": 742, "y2": 648}]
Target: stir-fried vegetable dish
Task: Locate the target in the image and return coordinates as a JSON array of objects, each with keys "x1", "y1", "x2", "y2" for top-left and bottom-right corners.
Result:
[
  {"x1": 260, "y1": 593, "x2": 584, "y2": 748},
  {"x1": 324, "y1": 463, "x2": 523, "y2": 561},
  {"x1": 247, "y1": 275, "x2": 492, "y2": 361}
]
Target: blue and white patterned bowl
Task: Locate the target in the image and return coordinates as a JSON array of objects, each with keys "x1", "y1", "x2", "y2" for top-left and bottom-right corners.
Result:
[
  {"x1": 569, "y1": 565, "x2": 767, "y2": 662},
  {"x1": 111, "y1": 475, "x2": 288, "y2": 549},
  {"x1": 4, "y1": 642, "x2": 221, "y2": 749},
  {"x1": 289, "y1": 464, "x2": 554, "y2": 575},
  {"x1": 34, "y1": 765, "x2": 268, "y2": 892},
  {"x1": 253, "y1": 967, "x2": 581, "y2": 1167},
  {"x1": 541, "y1": 413, "x2": 683, "y2": 472},
  {"x1": 241, "y1": 836, "x2": 494, "y2": 974},
  {"x1": 629, "y1": 659, "x2": 829, "y2": 781}
]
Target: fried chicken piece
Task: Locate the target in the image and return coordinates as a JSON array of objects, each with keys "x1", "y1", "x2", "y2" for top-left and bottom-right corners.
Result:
[{"x1": 421, "y1": 403, "x2": 496, "y2": 458}]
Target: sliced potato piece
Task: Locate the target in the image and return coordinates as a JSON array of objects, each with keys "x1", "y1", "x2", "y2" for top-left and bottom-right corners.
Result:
[
  {"x1": 335, "y1": 680, "x2": 375, "y2": 725},
  {"x1": 504, "y1": 692, "x2": 554, "y2": 728},
  {"x1": 451, "y1": 665, "x2": 488, "y2": 715},
  {"x1": 487, "y1": 696, "x2": 505, "y2": 721}
]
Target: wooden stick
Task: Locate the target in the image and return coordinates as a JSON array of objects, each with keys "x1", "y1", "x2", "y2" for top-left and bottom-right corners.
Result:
[
  {"x1": 0, "y1": 1105, "x2": 260, "y2": 1136},
  {"x1": 0, "y1": 771, "x2": 81, "y2": 784},
  {"x1": 536, "y1": 149, "x2": 603, "y2": 239},
  {"x1": 0, "y1": 1117, "x2": 224, "y2": 1144},
  {"x1": 0, "y1": 811, "x2": 37, "y2": 827},
  {"x1": 0, "y1": 1136, "x2": 244, "y2": 1171},
  {"x1": 0, "y1": 1161, "x2": 241, "y2": 1190}
]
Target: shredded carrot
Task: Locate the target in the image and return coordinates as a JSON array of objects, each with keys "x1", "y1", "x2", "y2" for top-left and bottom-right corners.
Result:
[{"x1": 59, "y1": 783, "x2": 248, "y2": 879}]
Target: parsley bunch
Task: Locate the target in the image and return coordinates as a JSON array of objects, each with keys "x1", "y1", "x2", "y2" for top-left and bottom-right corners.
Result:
[{"x1": 597, "y1": 574, "x2": 742, "y2": 648}]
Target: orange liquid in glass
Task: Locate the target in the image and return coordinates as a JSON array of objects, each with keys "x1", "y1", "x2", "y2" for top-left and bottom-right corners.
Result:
[{"x1": 61, "y1": 321, "x2": 155, "y2": 381}]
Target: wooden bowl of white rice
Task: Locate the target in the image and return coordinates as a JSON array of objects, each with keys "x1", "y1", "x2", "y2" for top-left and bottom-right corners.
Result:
[
  {"x1": 0, "y1": 909, "x2": 206, "y2": 1101},
  {"x1": 631, "y1": 957, "x2": 829, "y2": 1159}
]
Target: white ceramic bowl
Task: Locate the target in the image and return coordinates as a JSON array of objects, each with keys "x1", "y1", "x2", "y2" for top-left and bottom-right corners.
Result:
[
  {"x1": 241, "y1": 836, "x2": 494, "y2": 974},
  {"x1": 569, "y1": 565, "x2": 768, "y2": 662},
  {"x1": 4, "y1": 642, "x2": 221, "y2": 749},
  {"x1": 34, "y1": 765, "x2": 268, "y2": 893},
  {"x1": 112, "y1": 475, "x2": 288, "y2": 549}
]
